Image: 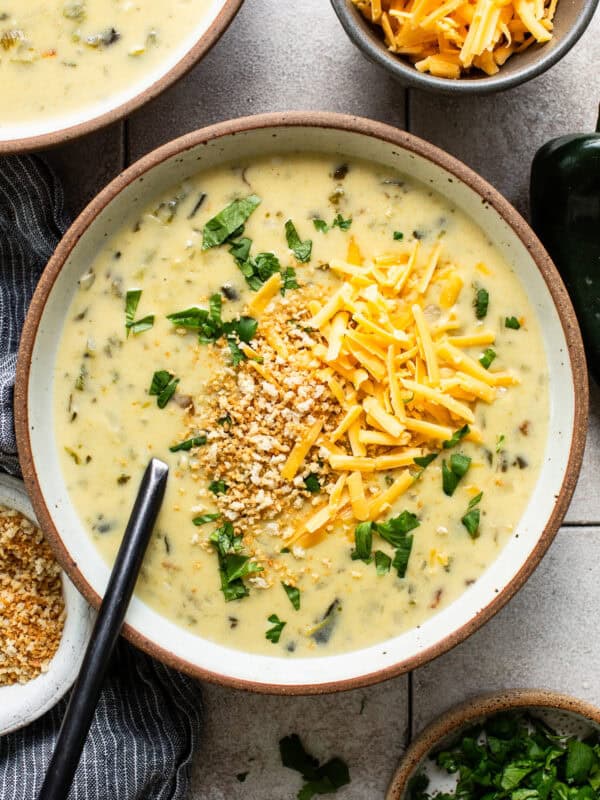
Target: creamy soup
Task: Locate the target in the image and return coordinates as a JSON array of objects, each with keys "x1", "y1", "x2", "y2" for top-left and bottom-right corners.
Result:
[
  {"x1": 0, "y1": 0, "x2": 211, "y2": 127},
  {"x1": 54, "y1": 154, "x2": 549, "y2": 657}
]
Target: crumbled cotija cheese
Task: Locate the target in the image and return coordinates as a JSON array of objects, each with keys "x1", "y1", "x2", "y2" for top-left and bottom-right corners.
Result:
[{"x1": 0, "y1": 506, "x2": 65, "y2": 685}]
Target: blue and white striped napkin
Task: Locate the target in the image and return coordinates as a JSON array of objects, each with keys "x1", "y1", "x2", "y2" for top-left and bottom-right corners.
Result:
[{"x1": 0, "y1": 155, "x2": 203, "y2": 800}]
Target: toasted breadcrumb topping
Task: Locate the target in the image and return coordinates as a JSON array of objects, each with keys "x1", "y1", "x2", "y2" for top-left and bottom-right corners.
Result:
[{"x1": 0, "y1": 506, "x2": 65, "y2": 685}]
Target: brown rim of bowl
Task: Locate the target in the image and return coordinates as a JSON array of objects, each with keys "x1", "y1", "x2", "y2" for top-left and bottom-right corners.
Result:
[
  {"x1": 0, "y1": 0, "x2": 244, "y2": 155},
  {"x1": 386, "y1": 689, "x2": 600, "y2": 800},
  {"x1": 15, "y1": 111, "x2": 589, "y2": 695}
]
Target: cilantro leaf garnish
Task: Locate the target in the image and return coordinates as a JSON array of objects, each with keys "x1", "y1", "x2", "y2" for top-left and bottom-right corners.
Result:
[
  {"x1": 332, "y1": 213, "x2": 352, "y2": 231},
  {"x1": 375, "y1": 511, "x2": 419, "y2": 547},
  {"x1": 201, "y1": 195, "x2": 261, "y2": 250},
  {"x1": 285, "y1": 219, "x2": 312, "y2": 263},
  {"x1": 169, "y1": 435, "x2": 207, "y2": 453},
  {"x1": 266, "y1": 614, "x2": 286, "y2": 643},
  {"x1": 280, "y1": 734, "x2": 351, "y2": 800},
  {"x1": 442, "y1": 454, "x2": 472, "y2": 496},
  {"x1": 461, "y1": 492, "x2": 483, "y2": 538},
  {"x1": 192, "y1": 512, "x2": 221, "y2": 526},
  {"x1": 303, "y1": 474, "x2": 321, "y2": 494},
  {"x1": 209, "y1": 522, "x2": 262, "y2": 602},
  {"x1": 391, "y1": 536, "x2": 414, "y2": 578},
  {"x1": 375, "y1": 550, "x2": 391, "y2": 575},
  {"x1": 479, "y1": 348, "x2": 496, "y2": 369},
  {"x1": 125, "y1": 289, "x2": 154, "y2": 336},
  {"x1": 393, "y1": 231, "x2": 404, "y2": 240},
  {"x1": 474, "y1": 287, "x2": 489, "y2": 319},
  {"x1": 148, "y1": 370, "x2": 179, "y2": 408},
  {"x1": 282, "y1": 582, "x2": 301, "y2": 611},
  {"x1": 208, "y1": 479, "x2": 228, "y2": 495},
  {"x1": 443, "y1": 425, "x2": 470, "y2": 449},
  {"x1": 414, "y1": 453, "x2": 438, "y2": 468},
  {"x1": 311, "y1": 214, "x2": 352, "y2": 234},
  {"x1": 281, "y1": 266, "x2": 299, "y2": 294},
  {"x1": 505, "y1": 316, "x2": 521, "y2": 329},
  {"x1": 351, "y1": 521, "x2": 373, "y2": 563},
  {"x1": 167, "y1": 294, "x2": 259, "y2": 366}
]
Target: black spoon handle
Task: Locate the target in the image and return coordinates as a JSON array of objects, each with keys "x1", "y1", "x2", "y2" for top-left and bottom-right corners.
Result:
[{"x1": 38, "y1": 458, "x2": 169, "y2": 800}]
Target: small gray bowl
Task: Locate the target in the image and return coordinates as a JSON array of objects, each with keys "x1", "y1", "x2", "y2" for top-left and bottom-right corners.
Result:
[{"x1": 330, "y1": 0, "x2": 599, "y2": 95}]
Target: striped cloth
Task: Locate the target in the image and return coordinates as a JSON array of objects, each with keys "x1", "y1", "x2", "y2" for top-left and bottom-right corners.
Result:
[{"x1": 0, "y1": 156, "x2": 203, "y2": 799}]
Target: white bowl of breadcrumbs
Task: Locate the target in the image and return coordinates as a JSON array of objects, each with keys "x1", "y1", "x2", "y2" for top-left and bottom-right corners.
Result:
[{"x1": 0, "y1": 473, "x2": 94, "y2": 735}]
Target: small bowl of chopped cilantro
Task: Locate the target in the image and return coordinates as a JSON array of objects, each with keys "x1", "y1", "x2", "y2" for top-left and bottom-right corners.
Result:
[{"x1": 387, "y1": 690, "x2": 600, "y2": 800}]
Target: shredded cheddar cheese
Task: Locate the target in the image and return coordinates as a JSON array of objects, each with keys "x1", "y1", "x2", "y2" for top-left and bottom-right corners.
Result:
[{"x1": 351, "y1": 0, "x2": 558, "y2": 78}]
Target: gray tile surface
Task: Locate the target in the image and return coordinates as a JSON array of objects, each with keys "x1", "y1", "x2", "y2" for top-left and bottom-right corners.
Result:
[
  {"x1": 32, "y1": 1, "x2": 600, "y2": 797},
  {"x1": 409, "y1": 11, "x2": 600, "y2": 217},
  {"x1": 412, "y1": 527, "x2": 600, "y2": 732},
  {"x1": 126, "y1": 0, "x2": 407, "y2": 161},
  {"x1": 192, "y1": 678, "x2": 408, "y2": 800},
  {"x1": 43, "y1": 123, "x2": 124, "y2": 218}
]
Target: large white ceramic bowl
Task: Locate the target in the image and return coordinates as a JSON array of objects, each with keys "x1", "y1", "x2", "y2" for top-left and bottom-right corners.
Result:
[
  {"x1": 0, "y1": 0, "x2": 242, "y2": 154},
  {"x1": 0, "y1": 473, "x2": 94, "y2": 735},
  {"x1": 15, "y1": 112, "x2": 588, "y2": 694}
]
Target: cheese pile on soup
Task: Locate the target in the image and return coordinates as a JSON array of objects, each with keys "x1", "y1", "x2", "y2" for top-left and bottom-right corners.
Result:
[
  {"x1": 0, "y1": 0, "x2": 211, "y2": 128},
  {"x1": 54, "y1": 154, "x2": 548, "y2": 657}
]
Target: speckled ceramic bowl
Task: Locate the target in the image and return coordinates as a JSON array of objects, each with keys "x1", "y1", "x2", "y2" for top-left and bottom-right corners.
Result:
[
  {"x1": 0, "y1": 0, "x2": 242, "y2": 154},
  {"x1": 330, "y1": 0, "x2": 599, "y2": 95},
  {"x1": 387, "y1": 690, "x2": 600, "y2": 800},
  {"x1": 15, "y1": 112, "x2": 587, "y2": 694},
  {"x1": 0, "y1": 473, "x2": 94, "y2": 735}
]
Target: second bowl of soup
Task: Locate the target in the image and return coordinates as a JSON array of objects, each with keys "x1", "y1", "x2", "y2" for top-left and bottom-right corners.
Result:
[{"x1": 16, "y1": 113, "x2": 587, "y2": 692}]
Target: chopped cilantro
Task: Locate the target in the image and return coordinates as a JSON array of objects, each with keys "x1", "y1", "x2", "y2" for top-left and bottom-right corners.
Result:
[
  {"x1": 375, "y1": 550, "x2": 391, "y2": 575},
  {"x1": 408, "y1": 712, "x2": 600, "y2": 800},
  {"x1": 192, "y1": 513, "x2": 221, "y2": 526},
  {"x1": 392, "y1": 536, "x2": 414, "y2": 578},
  {"x1": 505, "y1": 316, "x2": 521, "y2": 329},
  {"x1": 217, "y1": 413, "x2": 233, "y2": 427},
  {"x1": 414, "y1": 453, "x2": 438, "y2": 468},
  {"x1": 332, "y1": 213, "x2": 352, "y2": 231},
  {"x1": 461, "y1": 492, "x2": 483, "y2": 538},
  {"x1": 266, "y1": 614, "x2": 286, "y2": 643},
  {"x1": 209, "y1": 522, "x2": 262, "y2": 602},
  {"x1": 311, "y1": 214, "x2": 352, "y2": 234},
  {"x1": 148, "y1": 370, "x2": 179, "y2": 408},
  {"x1": 281, "y1": 266, "x2": 299, "y2": 294},
  {"x1": 201, "y1": 195, "x2": 261, "y2": 250},
  {"x1": 351, "y1": 521, "x2": 373, "y2": 563},
  {"x1": 442, "y1": 453, "x2": 472, "y2": 496},
  {"x1": 479, "y1": 348, "x2": 497, "y2": 369},
  {"x1": 208, "y1": 479, "x2": 228, "y2": 495},
  {"x1": 226, "y1": 337, "x2": 246, "y2": 367},
  {"x1": 280, "y1": 734, "x2": 351, "y2": 800},
  {"x1": 443, "y1": 424, "x2": 470, "y2": 449},
  {"x1": 282, "y1": 582, "x2": 301, "y2": 611},
  {"x1": 125, "y1": 289, "x2": 154, "y2": 336},
  {"x1": 375, "y1": 511, "x2": 419, "y2": 547},
  {"x1": 393, "y1": 231, "x2": 404, "y2": 240},
  {"x1": 303, "y1": 474, "x2": 321, "y2": 494},
  {"x1": 169, "y1": 435, "x2": 207, "y2": 453},
  {"x1": 474, "y1": 287, "x2": 489, "y2": 319},
  {"x1": 167, "y1": 295, "x2": 258, "y2": 366},
  {"x1": 285, "y1": 219, "x2": 312, "y2": 262}
]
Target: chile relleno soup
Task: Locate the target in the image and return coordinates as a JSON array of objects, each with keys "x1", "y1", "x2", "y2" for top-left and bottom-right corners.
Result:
[
  {"x1": 18, "y1": 119, "x2": 584, "y2": 690},
  {"x1": 0, "y1": 0, "x2": 239, "y2": 150}
]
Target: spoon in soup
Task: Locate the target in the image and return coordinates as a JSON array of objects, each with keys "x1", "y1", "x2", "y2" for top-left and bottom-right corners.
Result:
[{"x1": 38, "y1": 458, "x2": 169, "y2": 800}]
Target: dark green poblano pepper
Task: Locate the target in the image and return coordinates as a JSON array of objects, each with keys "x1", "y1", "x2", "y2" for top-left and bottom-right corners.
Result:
[{"x1": 530, "y1": 109, "x2": 600, "y2": 382}]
